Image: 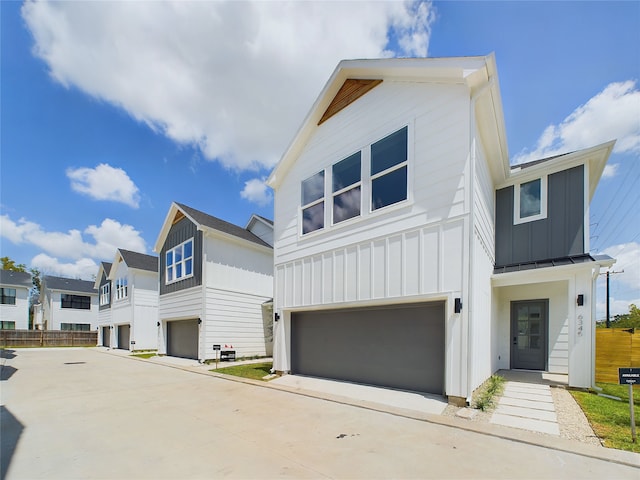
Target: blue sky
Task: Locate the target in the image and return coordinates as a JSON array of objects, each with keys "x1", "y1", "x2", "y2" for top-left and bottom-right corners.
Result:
[{"x1": 1, "y1": 1, "x2": 638, "y2": 318}]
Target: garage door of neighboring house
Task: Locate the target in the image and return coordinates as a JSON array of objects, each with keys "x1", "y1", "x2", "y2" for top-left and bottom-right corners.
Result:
[
  {"x1": 117, "y1": 325, "x2": 131, "y2": 350},
  {"x1": 167, "y1": 319, "x2": 199, "y2": 359},
  {"x1": 102, "y1": 326, "x2": 110, "y2": 347},
  {"x1": 291, "y1": 302, "x2": 445, "y2": 394}
]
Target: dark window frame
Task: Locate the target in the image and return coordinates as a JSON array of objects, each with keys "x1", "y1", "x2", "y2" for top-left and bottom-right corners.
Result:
[
  {"x1": 0, "y1": 287, "x2": 17, "y2": 305},
  {"x1": 61, "y1": 294, "x2": 91, "y2": 310}
]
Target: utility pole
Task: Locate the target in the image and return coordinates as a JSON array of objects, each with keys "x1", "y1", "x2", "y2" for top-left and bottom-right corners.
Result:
[{"x1": 602, "y1": 270, "x2": 624, "y2": 328}]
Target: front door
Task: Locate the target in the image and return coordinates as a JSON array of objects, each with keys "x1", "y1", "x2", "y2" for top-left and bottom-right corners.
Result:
[{"x1": 511, "y1": 300, "x2": 548, "y2": 370}]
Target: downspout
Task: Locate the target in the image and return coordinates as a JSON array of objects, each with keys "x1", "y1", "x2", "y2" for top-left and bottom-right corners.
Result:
[{"x1": 466, "y1": 76, "x2": 495, "y2": 402}]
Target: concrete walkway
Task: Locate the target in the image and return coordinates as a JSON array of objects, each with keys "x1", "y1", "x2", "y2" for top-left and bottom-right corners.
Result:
[{"x1": 491, "y1": 381, "x2": 559, "y2": 435}]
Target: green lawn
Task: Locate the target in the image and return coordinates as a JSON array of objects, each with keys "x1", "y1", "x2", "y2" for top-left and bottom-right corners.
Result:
[
  {"x1": 570, "y1": 383, "x2": 640, "y2": 453},
  {"x1": 211, "y1": 362, "x2": 274, "y2": 381}
]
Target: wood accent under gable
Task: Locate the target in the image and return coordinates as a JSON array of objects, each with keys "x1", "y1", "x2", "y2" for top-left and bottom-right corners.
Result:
[
  {"x1": 318, "y1": 79, "x2": 383, "y2": 125},
  {"x1": 172, "y1": 210, "x2": 185, "y2": 225}
]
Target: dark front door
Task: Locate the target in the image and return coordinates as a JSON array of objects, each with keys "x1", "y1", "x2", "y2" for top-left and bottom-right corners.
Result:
[{"x1": 511, "y1": 300, "x2": 548, "y2": 370}]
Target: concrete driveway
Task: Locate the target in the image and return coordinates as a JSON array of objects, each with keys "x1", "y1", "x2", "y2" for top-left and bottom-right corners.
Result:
[{"x1": 1, "y1": 348, "x2": 638, "y2": 479}]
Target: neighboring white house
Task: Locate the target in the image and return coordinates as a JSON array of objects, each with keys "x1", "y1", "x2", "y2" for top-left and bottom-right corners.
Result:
[
  {"x1": 0, "y1": 270, "x2": 32, "y2": 330},
  {"x1": 153, "y1": 202, "x2": 273, "y2": 360},
  {"x1": 41, "y1": 276, "x2": 98, "y2": 331},
  {"x1": 266, "y1": 54, "x2": 615, "y2": 404},
  {"x1": 106, "y1": 249, "x2": 159, "y2": 351},
  {"x1": 94, "y1": 261, "x2": 112, "y2": 347}
]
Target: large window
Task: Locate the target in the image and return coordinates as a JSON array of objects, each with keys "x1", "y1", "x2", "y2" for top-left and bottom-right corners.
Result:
[
  {"x1": 301, "y1": 171, "x2": 325, "y2": 234},
  {"x1": 100, "y1": 284, "x2": 110, "y2": 306},
  {"x1": 332, "y1": 152, "x2": 361, "y2": 224},
  {"x1": 115, "y1": 277, "x2": 128, "y2": 301},
  {"x1": 371, "y1": 126, "x2": 408, "y2": 211},
  {"x1": 0, "y1": 288, "x2": 16, "y2": 305},
  {"x1": 0, "y1": 321, "x2": 16, "y2": 330},
  {"x1": 166, "y1": 238, "x2": 194, "y2": 283},
  {"x1": 61, "y1": 323, "x2": 91, "y2": 331},
  {"x1": 61, "y1": 294, "x2": 91, "y2": 310},
  {"x1": 300, "y1": 126, "x2": 409, "y2": 235},
  {"x1": 514, "y1": 176, "x2": 547, "y2": 224}
]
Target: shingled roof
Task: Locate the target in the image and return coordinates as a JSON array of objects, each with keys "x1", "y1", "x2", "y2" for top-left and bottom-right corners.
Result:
[
  {"x1": 43, "y1": 275, "x2": 96, "y2": 294},
  {"x1": 0, "y1": 270, "x2": 32, "y2": 288},
  {"x1": 176, "y1": 203, "x2": 272, "y2": 249},
  {"x1": 118, "y1": 249, "x2": 158, "y2": 272}
]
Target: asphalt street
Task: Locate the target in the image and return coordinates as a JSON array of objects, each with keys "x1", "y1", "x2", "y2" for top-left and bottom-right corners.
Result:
[{"x1": 1, "y1": 348, "x2": 638, "y2": 479}]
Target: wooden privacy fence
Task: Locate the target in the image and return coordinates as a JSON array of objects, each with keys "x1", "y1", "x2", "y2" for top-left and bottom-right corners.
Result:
[
  {"x1": 0, "y1": 330, "x2": 98, "y2": 348},
  {"x1": 595, "y1": 328, "x2": 640, "y2": 384}
]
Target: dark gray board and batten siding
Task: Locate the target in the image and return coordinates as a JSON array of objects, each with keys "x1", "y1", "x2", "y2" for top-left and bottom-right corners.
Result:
[
  {"x1": 98, "y1": 273, "x2": 111, "y2": 311},
  {"x1": 495, "y1": 165, "x2": 585, "y2": 267},
  {"x1": 159, "y1": 217, "x2": 203, "y2": 295}
]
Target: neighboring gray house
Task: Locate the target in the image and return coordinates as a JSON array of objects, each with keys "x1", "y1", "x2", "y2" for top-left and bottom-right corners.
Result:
[
  {"x1": 106, "y1": 249, "x2": 159, "y2": 351},
  {"x1": 94, "y1": 261, "x2": 112, "y2": 346},
  {"x1": 0, "y1": 270, "x2": 32, "y2": 330},
  {"x1": 41, "y1": 275, "x2": 98, "y2": 331},
  {"x1": 267, "y1": 54, "x2": 615, "y2": 404},
  {"x1": 153, "y1": 202, "x2": 273, "y2": 360}
]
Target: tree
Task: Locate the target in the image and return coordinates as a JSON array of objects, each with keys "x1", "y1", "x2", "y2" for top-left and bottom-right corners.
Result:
[
  {"x1": 609, "y1": 304, "x2": 640, "y2": 329},
  {"x1": 1, "y1": 256, "x2": 27, "y2": 272}
]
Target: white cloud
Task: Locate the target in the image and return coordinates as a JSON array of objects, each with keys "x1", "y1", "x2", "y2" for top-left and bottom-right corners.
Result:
[
  {"x1": 31, "y1": 253, "x2": 98, "y2": 281},
  {"x1": 0, "y1": 214, "x2": 146, "y2": 261},
  {"x1": 601, "y1": 163, "x2": 619, "y2": 179},
  {"x1": 240, "y1": 178, "x2": 272, "y2": 207},
  {"x1": 514, "y1": 81, "x2": 640, "y2": 164},
  {"x1": 21, "y1": 1, "x2": 435, "y2": 172},
  {"x1": 66, "y1": 163, "x2": 140, "y2": 208}
]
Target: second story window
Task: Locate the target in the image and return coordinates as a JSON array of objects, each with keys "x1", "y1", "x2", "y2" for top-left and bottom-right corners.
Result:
[
  {"x1": 115, "y1": 277, "x2": 128, "y2": 301},
  {"x1": 166, "y1": 238, "x2": 194, "y2": 283},
  {"x1": 301, "y1": 171, "x2": 325, "y2": 234},
  {"x1": 100, "y1": 284, "x2": 110, "y2": 306},
  {"x1": 371, "y1": 126, "x2": 408, "y2": 211},
  {"x1": 0, "y1": 288, "x2": 16, "y2": 305},
  {"x1": 332, "y1": 152, "x2": 361, "y2": 224},
  {"x1": 514, "y1": 176, "x2": 547, "y2": 224},
  {"x1": 61, "y1": 294, "x2": 91, "y2": 310}
]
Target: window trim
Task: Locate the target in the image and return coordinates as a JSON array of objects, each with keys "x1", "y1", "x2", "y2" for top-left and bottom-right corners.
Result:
[
  {"x1": 370, "y1": 126, "x2": 409, "y2": 213},
  {"x1": 0, "y1": 287, "x2": 17, "y2": 305},
  {"x1": 165, "y1": 238, "x2": 195, "y2": 285},
  {"x1": 299, "y1": 124, "x2": 411, "y2": 237},
  {"x1": 331, "y1": 151, "x2": 362, "y2": 226},
  {"x1": 514, "y1": 176, "x2": 548, "y2": 225},
  {"x1": 60, "y1": 294, "x2": 91, "y2": 310},
  {"x1": 115, "y1": 277, "x2": 128, "y2": 301},
  {"x1": 300, "y1": 170, "x2": 326, "y2": 235},
  {"x1": 100, "y1": 283, "x2": 110, "y2": 306}
]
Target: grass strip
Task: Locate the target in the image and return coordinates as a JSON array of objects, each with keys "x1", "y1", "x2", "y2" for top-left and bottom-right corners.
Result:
[
  {"x1": 211, "y1": 362, "x2": 274, "y2": 381},
  {"x1": 570, "y1": 383, "x2": 640, "y2": 453}
]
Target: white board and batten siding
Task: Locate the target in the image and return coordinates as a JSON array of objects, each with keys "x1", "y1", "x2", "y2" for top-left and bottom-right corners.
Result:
[
  {"x1": 202, "y1": 234, "x2": 273, "y2": 359},
  {"x1": 274, "y1": 80, "x2": 472, "y2": 309},
  {"x1": 468, "y1": 135, "x2": 498, "y2": 392},
  {"x1": 46, "y1": 291, "x2": 98, "y2": 330}
]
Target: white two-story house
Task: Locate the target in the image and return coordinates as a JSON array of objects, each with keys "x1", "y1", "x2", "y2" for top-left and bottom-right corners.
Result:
[
  {"x1": 106, "y1": 249, "x2": 159, "y2": 351},
  {"x1": 153, "y1": 202, "x2": 274, "y2": 360},
  {"x1": 95, "y1": 261, "x2": 112, "y2": 347},
  {"x1": 0, "y1": 270, "x2": 32, "y2": 330},
  {"x1": 266, "y1": 54, "x2": 615, "y2": 404},
  {"x1": 41, "y1": 275, "x2": 98, "y2": 331}
]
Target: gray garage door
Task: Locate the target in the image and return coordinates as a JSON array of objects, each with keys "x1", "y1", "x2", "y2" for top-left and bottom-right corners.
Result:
[
  {"x1": 117, "y1": 324, "x2": 130, "y2": 350},
  {"x1": 102, "y1": 326, "x2": 110, "y2": 347},
  {"x1": 167, "y1": 319, "x2": 199, "y2": 359},
  {"x1": 291, "y1": 302, "x2": 445, "y2": 394}
]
